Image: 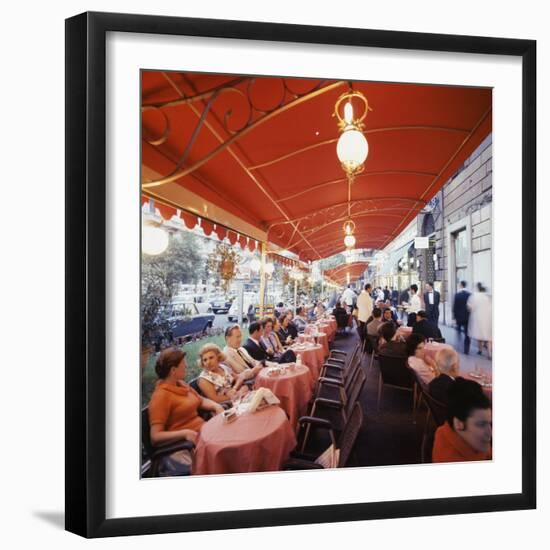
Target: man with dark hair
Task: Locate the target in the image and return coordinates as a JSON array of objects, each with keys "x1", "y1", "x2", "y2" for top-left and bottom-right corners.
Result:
[
  {"x1": 367, "y1": 307, "x2": 383, "y2": 336},
  {"x1": 378, "y1": 321, "x2": 407, "y2": 357},
  {"x1": 453, "y1": 280, "x2": 471, "y2": 354},
  {"x1": 413, "y1": 310, "x2": 442, "y2": 340},
  {"x1": 424, "y1": 282, "x2": 441, "y2": 326},
  {"x1": 292, "y1": 306, "x2": 308, "y2": 333},
  {"x1": 243, "y1": 321, "x2": 267, "y2": 362},
  {"x1": 432, "y1": 378, "x2": 492, "y2": 462},
  {"x1": 407, "y1": 284, "x2": 422, "y2": 326}
]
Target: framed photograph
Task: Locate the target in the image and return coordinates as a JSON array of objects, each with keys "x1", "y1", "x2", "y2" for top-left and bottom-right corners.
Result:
[{"x1": 65, "y1": 11, "x2": 536, "y2": 538}]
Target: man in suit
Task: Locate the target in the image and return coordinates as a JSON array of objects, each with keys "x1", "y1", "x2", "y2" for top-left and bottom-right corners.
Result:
[
  {"x1": 391, "y1": 287, "x2": 399, "y2": 307},
  {"x1": 453, "y1": 280, "x2": 471, "y2": 354},
  {"x1": 244, "y1": 320, "x2": 294, "y2": 364},
  {"x1": 292, "y1": 306, "x2": 308, "y2": 333},
  {"x1": 243, "y1": 321, "x2": 268, "y2": 362},
  {"x1": 223, "y1": 324, "x2": 263, "y2": 380},
  {"x1": 424, "y1": 282, "x2": 441, "y2": 326},
  {"x1": 413, "y1": 310, "x2": 442, "y2": 340},
  {"x1": 428, "y1": 348, "x2": 460, "y2": 405}
]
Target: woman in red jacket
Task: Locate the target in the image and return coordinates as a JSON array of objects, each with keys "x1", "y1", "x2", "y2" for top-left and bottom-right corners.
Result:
[{"x1": 432, "y1": 378, "x2": 492, "y2": 463}]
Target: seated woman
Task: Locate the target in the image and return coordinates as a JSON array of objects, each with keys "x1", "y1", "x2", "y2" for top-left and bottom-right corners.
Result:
[
  {"x1": 432, "y1": 378, "x2": 492, "y2": 462},
  {"x1": 148, "y1": 347, "x2": 224, "y2": 446},
  {"x1": 197, "y1": 343, "x2": 249, "y2": 404},
  {"x1": 260, "y1": 317, "x2": 296, "y2": 363},
  {"x1": 405, "y1": 333, "x2": 437, "y2": 387},
  {"x1": 277, "y1": 313, "x2": 295, "y2": 346}
]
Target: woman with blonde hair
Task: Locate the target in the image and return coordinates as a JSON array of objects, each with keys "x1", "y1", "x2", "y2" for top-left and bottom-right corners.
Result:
[{"x1": 197, "y1": 343, "x2": 249, "y2": 403}]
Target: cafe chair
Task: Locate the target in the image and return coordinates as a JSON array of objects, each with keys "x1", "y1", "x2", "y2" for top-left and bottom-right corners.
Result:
[
  {"x1": 314, "y1": 352, "x2": 362, "y2": 406},
  {"x1": 367, "y1": 334, "x2": 380, "y2": 371},
  {"x1": 319, "y1": 344, "x2": 360, "y2": 383},
  {"x1": 376, "y1": 354, "x2": 416, "y2": 413},
  {"x1": 283, "y1": 402, "x2": 364, "y2": 470},
  {"x1": 419, "y1": 389, "x2": 448, "y2": 463},
  {"x1": 141, "y1": 406, "x2": 194, "y2": 477},
  {"x1": 298, "y1": 368, "x2": 366, "y2": 455}
]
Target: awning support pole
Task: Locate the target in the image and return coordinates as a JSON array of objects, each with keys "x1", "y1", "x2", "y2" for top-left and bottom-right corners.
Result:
[{"x1": 258, "y1": 241, "x2": 267, "y2": 318}]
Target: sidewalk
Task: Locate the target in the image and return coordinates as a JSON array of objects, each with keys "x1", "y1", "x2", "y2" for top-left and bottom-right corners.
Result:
[{"x1": 439, "y1": 323, "x2": 492, "y2": 376}]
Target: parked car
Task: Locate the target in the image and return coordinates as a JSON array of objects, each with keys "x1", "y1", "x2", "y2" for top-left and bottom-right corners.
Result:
[
  {"x1": 172, "y1": 293, "x2": 212, "y2": 314},
  {"x1": 228, "y1": 295, "x2": 275, "y2": 323},
  {"x1": 210, "y1": 296, "x2": 232, "y2": 314},
  {"x1": 167, "y1": 303, "x2": 215, "y2": 343}
]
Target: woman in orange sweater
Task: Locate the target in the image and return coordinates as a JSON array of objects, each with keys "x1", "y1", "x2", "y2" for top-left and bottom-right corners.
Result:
[
  {"x1": 148, "y1": 347, "x2": 224, "y2": 446},
  {"x1": 432, "y1": 378, "x2": 492, "y2": 463}
]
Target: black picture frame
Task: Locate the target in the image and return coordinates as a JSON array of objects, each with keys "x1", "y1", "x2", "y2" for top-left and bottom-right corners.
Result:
[{"x1": 65, "y1": 11, "x2": 536, "y2": 538}]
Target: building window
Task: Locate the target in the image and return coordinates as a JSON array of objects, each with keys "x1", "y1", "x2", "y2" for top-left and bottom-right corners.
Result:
[{"x1": 453, "y1": 228, "x2": 468, "y2": 290}]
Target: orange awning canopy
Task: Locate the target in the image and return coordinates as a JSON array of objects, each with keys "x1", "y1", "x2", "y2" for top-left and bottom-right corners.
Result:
[
  {"x1": 141, "y1": 72, "x2": 491, "y2": 261},
  {"x1": 324, "y1": 261, "x2": 369, "y2": 286}
]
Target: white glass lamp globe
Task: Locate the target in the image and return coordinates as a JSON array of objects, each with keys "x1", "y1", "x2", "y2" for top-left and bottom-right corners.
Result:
[
  {"x1": 344, "y1": 234, "x2": 356, "y2": 249},
  {"x1": 337, "y1": 129, "x2": 369, "y2": 170},
  {"x1": 249, "y1": 258, "x2": 261, "y2": 272},
  {"x1": 142, "y1": 225, "x2": 169, "y2": 255}
]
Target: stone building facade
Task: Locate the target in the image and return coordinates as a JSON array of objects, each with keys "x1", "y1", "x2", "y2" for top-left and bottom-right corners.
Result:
[
  {"x1": 416, "y1": 133, "x2": 493, "y2": 325},
  {"x1": 373, "y1": 133, "x2": 493, "y2": 326}
]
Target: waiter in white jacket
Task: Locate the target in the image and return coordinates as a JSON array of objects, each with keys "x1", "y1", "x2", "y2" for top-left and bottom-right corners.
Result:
[{"x1": 357, "y1": 283, "x2": 373, "y2": 342}]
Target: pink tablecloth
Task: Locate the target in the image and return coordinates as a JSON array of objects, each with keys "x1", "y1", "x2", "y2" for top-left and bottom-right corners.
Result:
[
  {"x1": 396, "y1": 326, "x2": 413, "y2": 339},
  {"x1": 317, "y1": 322, "x2": 336, "y2": 342},
  {"x1": 193, "y1": 406, "x2": 297, "y2": 475},
  {"x1": 290, "y1": 343, "x2": 325, "y2": 382},
  {"x1": 423, "y1": 342, "x2": 492, "y2": 398},
  {"x1": 255, "y1": 364, "x2": 312, "y2": 427},
  {"x1": 461, "y1": 362, "x2": 493, "y2": 398},
  {"x1": 315, "y1": 332, "x2": 330, "y2": 357}
]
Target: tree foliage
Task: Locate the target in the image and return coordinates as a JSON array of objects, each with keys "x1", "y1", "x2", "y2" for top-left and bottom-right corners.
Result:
[{"x1": 141, "y1": 231, "x2": 203, "y2": 347}]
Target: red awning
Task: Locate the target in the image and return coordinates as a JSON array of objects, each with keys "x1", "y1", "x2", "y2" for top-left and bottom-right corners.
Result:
[
  {"x1": 325, "y1": 261, "x2": 369, "y2": 285},
  {"x1": 142, "y1": 72, "x2": 491, "y2": 260}
]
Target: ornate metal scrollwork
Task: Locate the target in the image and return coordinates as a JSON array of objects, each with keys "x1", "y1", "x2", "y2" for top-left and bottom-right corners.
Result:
[{"x1": 142, "y1": 74, "x2": 345, "y2": 188}]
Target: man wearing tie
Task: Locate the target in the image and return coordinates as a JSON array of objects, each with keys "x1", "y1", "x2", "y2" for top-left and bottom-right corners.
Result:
[
  {"x1": 424, "y1": 282, "x2": 440, "y2": 326},
  {"x1": 223, "y1": 324, "x2": 263, "y2": 380},
  {"x1": 452, "y1": 280, "x2": 471, "y2": 354}
]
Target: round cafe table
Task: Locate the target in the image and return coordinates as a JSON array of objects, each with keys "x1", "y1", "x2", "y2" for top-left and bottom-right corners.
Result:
[
  {"x1": 317, "y1": 322, "x2": 336, "y2": 342},
  {"x1": 315, "y1": 332, "x2": 330, "y2": 357},
  {"x1": 290, "y1": 343, "x2": 325, "y2": 382},
  {"x1": 423, "y1": 342, "x2": 492, "y2": 398},
  {"x1": 254, "y1": 364, "x2": 312, "y2": 427},
  {"x1": 192, "y1": 406, "x2": 297, "y2": 475}
]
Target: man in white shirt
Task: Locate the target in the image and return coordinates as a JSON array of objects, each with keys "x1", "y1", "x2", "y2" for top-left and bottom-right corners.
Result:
[
  {"x1": 223, "y1": 324, "x2": 263, "y2": 380},
  {"x1": 342, "y1": 285, "x2": 357, "y2": 308},
  {"x1": 407, "y1": 284, "x2": 422, "y2": 326},
  {"x1": 356, "y1": 283, "x2": 373, "y2": 342}
]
